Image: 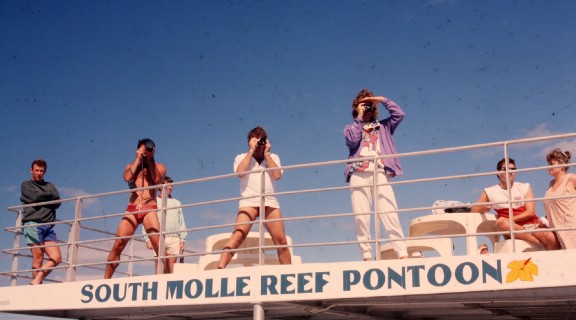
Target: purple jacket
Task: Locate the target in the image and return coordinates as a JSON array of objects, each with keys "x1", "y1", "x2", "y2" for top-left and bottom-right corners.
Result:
[{"x1": 343, "y1": 98, "x2": 405, "y2": 182}]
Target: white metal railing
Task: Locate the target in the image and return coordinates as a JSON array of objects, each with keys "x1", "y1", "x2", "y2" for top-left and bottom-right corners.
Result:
[{"x1": 2, "y1": 133, "x2": 576, "y2": 286}]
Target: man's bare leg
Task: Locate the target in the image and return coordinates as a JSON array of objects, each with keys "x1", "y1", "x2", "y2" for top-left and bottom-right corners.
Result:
[
  {"x1": 143, "y1": 212, "x2": 162, "y2": 273},
  {"x1": 29, "y1": 245, "x2": 44, "y2": 281},
  {"x1": 30, "y1": 242, "x2": 62, "y2": 285},
  {"x1": 105, "y1": 216, "x2": 137, "y2": 279}
]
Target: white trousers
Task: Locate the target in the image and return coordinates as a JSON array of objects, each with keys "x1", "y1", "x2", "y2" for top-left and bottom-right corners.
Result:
[{"x1": 350, "y1": 171, "x2": 407, "y2": 259}]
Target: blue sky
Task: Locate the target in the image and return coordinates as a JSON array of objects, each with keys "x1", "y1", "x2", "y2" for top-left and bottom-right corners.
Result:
[{"x1": 1, "y1": 1, "x2": 576, "y2": 314}]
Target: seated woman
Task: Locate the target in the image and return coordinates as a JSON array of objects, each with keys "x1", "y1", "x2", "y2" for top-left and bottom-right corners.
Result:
[
  {"x1": 471, "y1": 158, "x2": 559, "y2": 250},
  {"x1": 544, "y1": 148, "x2": 576, "y2": 249}
]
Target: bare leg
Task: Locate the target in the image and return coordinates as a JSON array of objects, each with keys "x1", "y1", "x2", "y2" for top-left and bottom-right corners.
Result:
[
  {"x1": 263, "y1": 207, "x2": 291, "y2": 264},
  {"x1": 534, "y1": 230, "x2": 561, "y2": 250},
  {"x1": 143, "y1": 212, "x2": 162, "y2": 274},
  {"x1": 164, "y1": 256, "x2": 177, "y2": 274},
  {"x1": 497, "y1": 219, "x2": 544, "y2": 247},
  {"x1": 29, "y1": 245, "x2": 44, "y2": 280},
  {"x1": 105, "y1": 216, "x2": 138, "y2": 279},
  {"x1": 30, "y1": 241, "x2": 62, "y2": 285},
  {"x1": 217, "y1": 207, "x2": 259, "y2": 269}
]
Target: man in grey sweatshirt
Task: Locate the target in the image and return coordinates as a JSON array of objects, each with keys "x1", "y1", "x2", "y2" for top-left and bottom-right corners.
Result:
[{"x1": 21, "y1": 159, "x2": 62, "y2": 285}]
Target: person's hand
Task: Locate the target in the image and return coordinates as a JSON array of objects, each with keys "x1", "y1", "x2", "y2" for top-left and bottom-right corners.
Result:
[
  {"x1": 248, "y1": 137, "x2": 259, "y2": 153},
  {"x1": 496, "y1": 217, "x2": 508, "y2": 228},
  {"x1": 357, "y1": 104, "x2": 365, "y2": 118},
  {"x1": 136, "y1": 145, "x2": 145, "y2": 161},
  {"x1": 146, "y1": 241, "x2": 153, "y2": 250},
  {"x1": 264, "y1": 139, "x2": 271, "y2": 154}
]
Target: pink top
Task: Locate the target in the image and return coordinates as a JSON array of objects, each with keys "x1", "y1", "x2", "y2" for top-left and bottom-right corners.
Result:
[{"x1": 544, "y1": 173, "x2": 576, "y2": 249}]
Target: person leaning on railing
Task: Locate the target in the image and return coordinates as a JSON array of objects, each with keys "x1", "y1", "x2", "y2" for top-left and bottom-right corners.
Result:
[
  {"x1": 20, "y1": 159, "x2": 62, "y2": 285},
  {"x1": 470, "y1": 158, "x2": 559, "y2": 250},
  {"x1": 543, "y1": 148, "x2": 576, "y2": 249}
]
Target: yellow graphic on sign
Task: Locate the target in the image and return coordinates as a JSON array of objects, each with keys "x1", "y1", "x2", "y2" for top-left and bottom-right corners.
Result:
[{"x1": 506, "y1": 258, "x2": 538, "y2": 283}]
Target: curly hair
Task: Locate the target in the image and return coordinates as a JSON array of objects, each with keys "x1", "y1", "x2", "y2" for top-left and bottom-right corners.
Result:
[
  {"x1": 546, "y1": 148, "x2": 572, "y2": 172},
  {"x1": 351, "y1": 88, "x2": 379, "y2": 120},
  {"x1": 247, "y1": 126, "x2": 267, "y2": 142},
  {"x1": 30, "y1": 159, "x2": 47, "y2": 170}
]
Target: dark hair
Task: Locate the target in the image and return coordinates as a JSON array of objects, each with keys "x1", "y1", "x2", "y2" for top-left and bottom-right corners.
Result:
[
  {"x1": 30, "y1": 159, "x2": 47, "y2": 170},
  {"x1": 351, "y1": 88, "x2": 379, "y2": 120},
  {"x1": 546, "y1": 148, "x2": 572, "y2": 172},
  {"x1": 247, "y1": 127, "x2": 267, "y2": 142},
  {"x1": 496, "y1": 158, "x2": 516, "y2": 171},
  {"x1": 137, "y1": 138, "x2": 155, "y2": 149},
  {"x1": 160, "y1": 176, "x2": 174, "y2": 198}
]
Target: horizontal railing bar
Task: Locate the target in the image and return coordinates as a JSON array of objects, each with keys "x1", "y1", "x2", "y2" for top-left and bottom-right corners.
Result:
[{"x1": 3, "y1": 132, "x2": 576, "y2": 285}]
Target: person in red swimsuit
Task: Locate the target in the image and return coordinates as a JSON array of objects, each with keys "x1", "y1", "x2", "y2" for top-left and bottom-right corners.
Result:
[{"x1": 104, "y1": 138, "x2": 166, "y2": 279}]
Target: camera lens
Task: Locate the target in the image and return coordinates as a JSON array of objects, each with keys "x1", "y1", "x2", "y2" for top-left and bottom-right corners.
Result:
[{"x1": 257, "y1": 137, "x2": 266, "y2": 146}]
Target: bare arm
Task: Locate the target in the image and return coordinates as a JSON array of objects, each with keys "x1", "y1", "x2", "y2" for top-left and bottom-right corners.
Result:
[
  {"x1": 568, "y1": 174, "x2": 576, "y2": 192},
  {"x1": 470, "y1": 191, "x2": 490, "y2": 213},
  {"x1": 236, "y1": 138, "x2": 258, "y2": 174},
  {"x1": 263, "y1": 139, "x2": 282, "y2": 180},
  {"x1": 512, "y1": 187, "x2": 536, "y2": 223},
  {"x1": 124, "y1": 146, "x2": 145, "y2": 182},
  {"x1": 265, "y1": 152, "x2": 282, "y2": 180}
]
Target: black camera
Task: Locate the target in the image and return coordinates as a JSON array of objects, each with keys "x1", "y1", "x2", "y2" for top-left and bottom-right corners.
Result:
[
  {"x1": 363, "y1": 103, "x2": 374, "y2": 112},
  {"x1": 257, "y1": 137, "x2": 267, "y2": 146},
  {"x1": 144, "y1": 140, "x2": 155, "y2": 152}
]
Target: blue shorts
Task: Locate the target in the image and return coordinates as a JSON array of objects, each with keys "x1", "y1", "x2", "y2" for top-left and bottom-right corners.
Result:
[{"x1": 24, "y1": 222, "x2": 58, "y2": 245}]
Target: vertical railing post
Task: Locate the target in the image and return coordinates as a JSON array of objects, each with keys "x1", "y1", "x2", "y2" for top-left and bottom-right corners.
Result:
[
  {"x1": 253, "y1": 302, "x2": 265, "y2": 320},
  {"x1": 66, "y1": 198, "x2": 83, "y2": 282},
  {"x1": 373, "y1": 155, "x2": 381, "y2": 260},
  {"x1": 127, "y1": 236, "x2": 134, "y2": 277},
  {"x1": 258, "y1": 168, "x2": 266, "y2": 265},
  {"x1": 503, "y1": 143, "x2": 517, "y2": 252},
  {"x1": 10, "y1": 211, "x2": 23, "y2": 286},
  {"x1": 158, "y1": 185, "x2": 168, "y2": 275}
]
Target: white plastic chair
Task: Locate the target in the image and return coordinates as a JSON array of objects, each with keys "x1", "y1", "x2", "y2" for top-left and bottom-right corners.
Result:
[
  {"x1": 380, "y1": 238, "x2": 454, "y2": 260},
  {"x1": 493, "y1": 239, "x2": 543, "y2": 254},
  {"x1": 197, "y1": 232, "x2": 300, "y2": 270}
]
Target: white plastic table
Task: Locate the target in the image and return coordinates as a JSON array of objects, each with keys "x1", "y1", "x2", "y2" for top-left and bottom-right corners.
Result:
[{"x1": 409, "y1": 212, "x2": 499, "y2": 255}]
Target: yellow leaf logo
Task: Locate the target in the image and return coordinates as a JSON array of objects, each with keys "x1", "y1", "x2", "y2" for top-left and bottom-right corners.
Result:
[{"x1": 506, "y1": 258, "x2": 538, "y2": 283}]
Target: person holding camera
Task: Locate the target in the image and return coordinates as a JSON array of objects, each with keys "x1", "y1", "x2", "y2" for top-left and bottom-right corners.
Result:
[
  {"x1": 344, "y1": 89, "x2": 408, "y2": 261},
  {"x1": 105, "y1": 138, "x2": 166, "y2": 279},
  {"x1": 217, "y1": 127, "x2": 292, "y2": 269},
  {"x1": 21, "y1": 159, "x2": 62, "y2": 285}
]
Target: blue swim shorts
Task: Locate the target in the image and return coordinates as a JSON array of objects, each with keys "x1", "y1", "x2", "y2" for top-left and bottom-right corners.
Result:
[{"x1": 23, "y1": 222, "x2": 58, "y2": 245}]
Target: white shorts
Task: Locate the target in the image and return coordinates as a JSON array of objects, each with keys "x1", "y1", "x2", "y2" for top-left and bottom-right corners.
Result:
[
  {"x1": 151, "y1": 236, "x2": 181, "y2": 256},
  {"x1": 239, "y1": 197, "x2": 280, "y2": 209},
  {"x1": 523, "y1": 223, "x2": 539, "y2": 231}
]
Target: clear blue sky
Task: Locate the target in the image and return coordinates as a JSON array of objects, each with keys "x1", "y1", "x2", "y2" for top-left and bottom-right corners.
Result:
[{"x1": 1, "y1": 1, "x2": 575, "y2": 315}]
